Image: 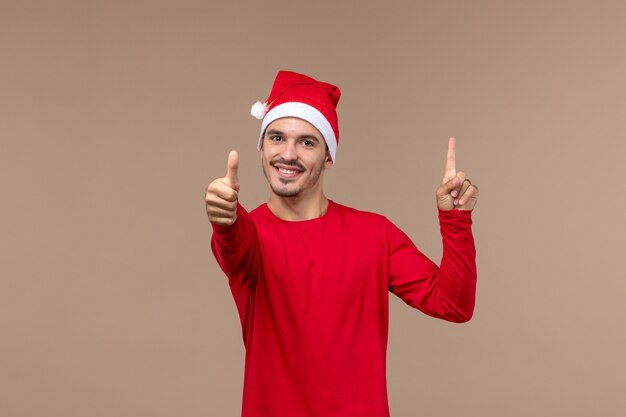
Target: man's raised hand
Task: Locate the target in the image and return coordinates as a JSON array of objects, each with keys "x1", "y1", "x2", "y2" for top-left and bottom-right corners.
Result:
[
  {"x1": 205, "y1": 150, "x2": 240, "y2": 226},
  {"x1": 435, "y1": 137, "x2": 479, "y2": 211}
]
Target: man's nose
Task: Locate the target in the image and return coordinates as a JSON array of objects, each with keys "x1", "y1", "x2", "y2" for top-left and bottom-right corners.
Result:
[{"x1": 281, "y1": 140, "x2": 297, "y2": 160}]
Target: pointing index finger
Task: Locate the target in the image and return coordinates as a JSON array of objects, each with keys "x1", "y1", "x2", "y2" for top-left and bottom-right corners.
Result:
[{"x1": 444, "y1": 137, "x2": 456, "y2": 178}]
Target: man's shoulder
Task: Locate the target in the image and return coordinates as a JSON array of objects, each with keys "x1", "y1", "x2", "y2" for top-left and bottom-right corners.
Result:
[
  {"x1": 330, "y1": 201, "x2": 390, "y2": 225},
  {"x1": 248, "y1": 203, "x2": 272, "y2": 222}
]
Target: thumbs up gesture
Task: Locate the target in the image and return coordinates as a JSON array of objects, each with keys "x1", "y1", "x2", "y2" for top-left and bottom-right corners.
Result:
[
  {"x1": 436, "y1": 138, "x2": 479, "y2": 211},
  {"x1": 205, "y1": 150, "x2": 240, "y2": 226}
]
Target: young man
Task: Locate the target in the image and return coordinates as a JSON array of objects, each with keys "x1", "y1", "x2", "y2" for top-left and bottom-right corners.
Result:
[{"x1": 205, "y1": 70, "x2": 478, "y2": 417}]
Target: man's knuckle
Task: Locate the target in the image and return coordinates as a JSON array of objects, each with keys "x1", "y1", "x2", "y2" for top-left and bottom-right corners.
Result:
[{"x1": 225, "y1": 190, "x2": 238, "y2": 202}]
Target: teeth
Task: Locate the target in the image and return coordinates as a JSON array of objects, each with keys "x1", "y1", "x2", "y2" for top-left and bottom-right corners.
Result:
[{"x1": 279, "y1": 168, "x2": 298, "y2": 175}]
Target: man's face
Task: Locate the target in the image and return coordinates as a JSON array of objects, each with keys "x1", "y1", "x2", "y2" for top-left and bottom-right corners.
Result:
[{"x1": 261, "y1": 117, "x2": 332, "y2": 199}]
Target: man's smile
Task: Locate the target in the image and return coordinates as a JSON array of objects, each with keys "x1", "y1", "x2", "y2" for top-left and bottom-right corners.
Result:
[{"x1": 272, "y1": 161, "x2": 305, "y2": 179}]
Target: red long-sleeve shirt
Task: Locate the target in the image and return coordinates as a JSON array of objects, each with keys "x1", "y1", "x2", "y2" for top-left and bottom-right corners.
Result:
[{"x1": 211, "y1": 200, "x2": 476, "y2": 417}]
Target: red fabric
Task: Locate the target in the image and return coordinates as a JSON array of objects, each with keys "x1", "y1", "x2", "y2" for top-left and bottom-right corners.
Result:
[
  {"x1": 265, "y1": 70, "x2": 341, "y2": 141},
  {"x1": 211, "y1": 200, "x2": 477, "y2": 417}
]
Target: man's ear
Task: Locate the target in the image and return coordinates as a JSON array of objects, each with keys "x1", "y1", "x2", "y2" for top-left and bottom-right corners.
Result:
[{"x1": 324, "y1": 151, "x2": 333, "y2": 169}]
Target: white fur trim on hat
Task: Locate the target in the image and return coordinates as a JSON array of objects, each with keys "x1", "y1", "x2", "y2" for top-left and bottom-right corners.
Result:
[{"x1": 256, "y1": 102, "x2": 337, "y2": 162}]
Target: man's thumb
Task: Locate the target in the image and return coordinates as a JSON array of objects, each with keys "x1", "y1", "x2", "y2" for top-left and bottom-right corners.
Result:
[{"x1": 225, "y1": 150, "x2": 240, "y2": 190}]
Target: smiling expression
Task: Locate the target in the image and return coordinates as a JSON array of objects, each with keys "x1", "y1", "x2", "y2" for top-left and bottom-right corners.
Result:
[{"x1": 261, "y1": 117, "x2": 332, "y2": 199}]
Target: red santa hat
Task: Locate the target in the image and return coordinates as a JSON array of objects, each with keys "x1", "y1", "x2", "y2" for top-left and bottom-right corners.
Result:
[{"x1": 250, "y1": 70, "x2": 341, "y2": 162}]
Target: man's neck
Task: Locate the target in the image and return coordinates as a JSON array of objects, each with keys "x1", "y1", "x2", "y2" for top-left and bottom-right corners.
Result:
[{"x1": 267, "y1": 193, "x2": 329, "y2": 221}]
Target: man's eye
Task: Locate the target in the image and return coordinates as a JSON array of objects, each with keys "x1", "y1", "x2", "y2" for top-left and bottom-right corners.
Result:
[
  {"x1": 303, "y1": 140, "x2": 314, "y2": 147},
  {"x1": 270, "y1": 136, "x2": 283, "y2": 142}
]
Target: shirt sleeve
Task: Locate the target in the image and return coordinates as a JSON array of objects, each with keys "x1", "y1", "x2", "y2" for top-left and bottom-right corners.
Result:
[
  {"x1": 211, "y1": 203, "x2": 262, "y2": 344},
  {"x1": 387, "y1": 209, "x2": 477, "y2": 323},
  {"x1": 210, "y1": 203, "x2": 262, "y2": 290}
]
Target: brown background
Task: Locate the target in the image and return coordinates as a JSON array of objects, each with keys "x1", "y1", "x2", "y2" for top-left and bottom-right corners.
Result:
[{"x1": 2, "y1": 1, "x2": 625, "y2": 416}]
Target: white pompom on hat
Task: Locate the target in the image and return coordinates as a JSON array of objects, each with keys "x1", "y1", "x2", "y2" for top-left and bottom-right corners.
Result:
[
  {"x1": 250, "y1": 101, "x2": 269, "y2": 119},
  {"x1": 250, "y1": 70, "x2": 341, "y2": 162}
]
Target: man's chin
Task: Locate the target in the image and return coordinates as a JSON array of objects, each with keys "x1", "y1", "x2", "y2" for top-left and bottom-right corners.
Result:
[{"x1": 270, "y1": 184, "x2": 301, "y2": 198}]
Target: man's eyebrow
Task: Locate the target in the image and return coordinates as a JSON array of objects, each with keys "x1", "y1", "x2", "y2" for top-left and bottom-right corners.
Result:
[
  {"x1": 264, "y1": 129, "x2": 322, "y2": 142},
  {"x1": 299, "y1": 134, "x2": 321, "y2": 142},
  {"x1": 265, "y1": 129, "x2": 284, "y2": 136}
]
